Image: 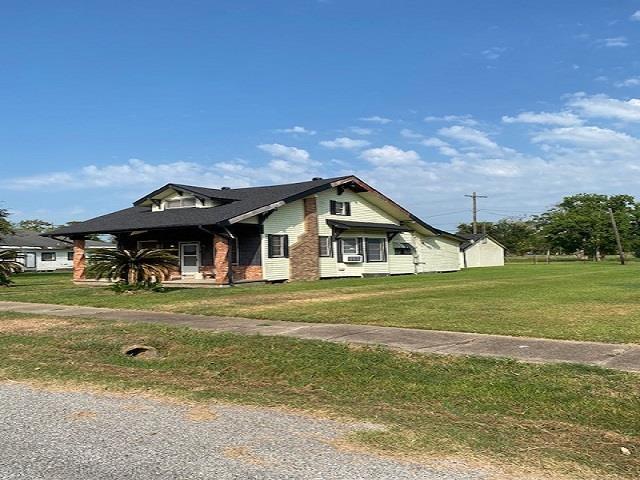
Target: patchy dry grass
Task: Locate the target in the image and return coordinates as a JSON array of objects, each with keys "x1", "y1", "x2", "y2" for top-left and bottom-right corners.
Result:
[
  {"x1": 1, "y1": 263, "x2": 640, "y2": 343},
  {"x1": 0, "y1": 310, "x2": 638, "y2": 478}
]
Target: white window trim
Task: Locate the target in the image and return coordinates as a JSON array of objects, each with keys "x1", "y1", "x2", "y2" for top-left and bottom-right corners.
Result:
[
  {"x1": 165, "y1": 197, "x2": 197, "y2": 209},
  {"x1": 319, "y1": 236, "x2": 332, "y2": 257},
  {"x1": 365, "y1": 237, "x2": 386, "y2": 262},
  {"x1": 341, "y1": 238, "x2": 359, "y2": 255}
]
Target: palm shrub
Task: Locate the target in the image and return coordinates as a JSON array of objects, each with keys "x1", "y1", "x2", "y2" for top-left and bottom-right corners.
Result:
[
  {"x1": 0, "y1": 250, "x2": 23, "y2": 286},
  {"x1": 87, "y1": 248, "x2": 179, "y2": 285}
]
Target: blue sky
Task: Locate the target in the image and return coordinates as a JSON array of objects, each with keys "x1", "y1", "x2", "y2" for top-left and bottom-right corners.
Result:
[{"x1": 2, "y1": 1, "x2": 640, "y2": 231}]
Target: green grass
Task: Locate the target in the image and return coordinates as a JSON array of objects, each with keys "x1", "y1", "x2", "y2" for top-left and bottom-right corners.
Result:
[
  {"x1": 1, "y1": 263, "x2": 640, "y2": 343},
  {"x1": 0, "y1": 311, "x2": 638, "y2": 478}
]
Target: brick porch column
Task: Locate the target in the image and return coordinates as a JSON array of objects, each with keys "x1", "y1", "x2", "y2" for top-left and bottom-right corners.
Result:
[
  {"x1": 214, "y1": 234, "x2": 230, "y2": 285},
  {"x1": 72, "y1": 238, "x2": 86, "y2": 281}
]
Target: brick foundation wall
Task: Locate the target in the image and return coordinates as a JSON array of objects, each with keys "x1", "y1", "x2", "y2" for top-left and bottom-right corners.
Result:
[
  {"x1": 289, "y1": 196, "x2": 320, "y2": 281},
  {"x1": 72, "y1": 239, "x2": 86, "y2": 281},
  {"x1": 232, "y1": 265, "x2": 263, "y2": 281}
]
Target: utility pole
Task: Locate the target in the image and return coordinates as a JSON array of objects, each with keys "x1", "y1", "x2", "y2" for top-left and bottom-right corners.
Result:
[
  {"x1": 608, "y1": 207, "x2": 625, "y2": 265},
  {"x1": 465, "y1": 192, "x2": 487, "y2": 234}
]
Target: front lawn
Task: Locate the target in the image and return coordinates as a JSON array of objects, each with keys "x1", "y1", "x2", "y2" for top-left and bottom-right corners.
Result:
[
  {"x1": 1, "y1": 263, "x2": 640, "y2": 343},
  {"x1": 0, "y1": 311, "x2": 638, "y2": 478}
]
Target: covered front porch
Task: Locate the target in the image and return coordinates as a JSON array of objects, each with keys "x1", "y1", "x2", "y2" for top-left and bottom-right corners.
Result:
[{"x1": 71, "y1": 224, "x2": 264, "y2": 286}]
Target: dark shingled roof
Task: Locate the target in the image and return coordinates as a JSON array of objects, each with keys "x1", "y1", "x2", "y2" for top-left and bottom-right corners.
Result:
[
  {"x1": 0, "y1": 230, "x2": 114, "y2": 249},
  {"x1": 48, "y1": 176, "x2": 351, "y2": 236},
  {"x1": 45, "y1": 175, "x2": 462, "y2": 241}
]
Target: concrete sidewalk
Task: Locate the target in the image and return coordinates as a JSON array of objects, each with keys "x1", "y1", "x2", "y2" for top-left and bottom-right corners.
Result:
[{"x1": 1, "y1": 300, "x2": 639, "y2": 373}]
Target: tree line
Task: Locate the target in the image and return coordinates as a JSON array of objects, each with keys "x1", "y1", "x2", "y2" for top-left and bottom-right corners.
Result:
[{"x1": 457, "y1": 193, "x2": 640, "y2": 260}]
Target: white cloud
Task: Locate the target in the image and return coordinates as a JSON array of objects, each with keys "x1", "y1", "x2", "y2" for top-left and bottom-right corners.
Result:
[
  {"x1": 400, "y1": 128, "x2": 424, "y2": 139},
  {"x1": 424, "y1": 114, "x2": 478, "y2": 126},
  {"x1": 421, "y1": 137, "x2": 459, "y2": 156},
  {"x1": 614, "y1": 77, "x2": 640, "y2": 88},
  {"x1": 631, "y1": 10, "x2": 640, "y2": 21},
  {"x1": 531, "y1": 125, "x2": 640, "y2": 152},
  {"x1": 359, "y1": 145, "x2": 423, "y2": 166},
  {"x1": 438, "y1": 125, "x2": 498, "y2": 149},
  {"x1": 502, "y1": 111, "x2": 583, "y2": 126},
  {"x1": 275, "y1": 125, "x2": 316, "y2": 135},
  {"x1": 319, "y1": 137, "x2": 370, "y2": 149},
  {"x1": 567, "y1": 93, "x2": 640, "y2": 122},
  {"x1": 481, "y1": 47, "x2": 506, "y2": 60},
  {"x1": 598, "y1": 37, "x2": 628, "y2": 47},
  {"x1": 349, "y1": 127, "x2": 374, "y2": 135},
  {"x1": 258, "y1": 143, "x2": 311, "y2": 162},
  {"x1": 359, "y1": 115, "x2": 392, "y2": 124}
]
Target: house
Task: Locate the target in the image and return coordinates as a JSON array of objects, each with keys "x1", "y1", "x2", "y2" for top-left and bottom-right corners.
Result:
[
  {"x1": 0, "y1": 230, "x2": 115, "y2": 272},
  {"x1": 45, "y1": 176, "x2": 463, "y2": 284},
  {"x1": 459, "y1": 233, "x2": 505, "y2": 268}
]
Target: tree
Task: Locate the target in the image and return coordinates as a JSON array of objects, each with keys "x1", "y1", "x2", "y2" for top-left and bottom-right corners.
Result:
[
  {"x1": 87, "y1": 248, "x2": 178, "y2": 284},
  {"x1": 536, "y1": 194, "x2": 639, "y2": 260},
  {"x1": 16, "y1": 219, "x2": 54, "y2": 233},
  {"x1": 457, "y1": 218, "x2": 542, "y2": 255},
  {"x1": 0, "y1": 208, "x2": 13, "y2": 236},
  {"x1": 0, "y1": 250, "x2": 23, "y2": 286}
]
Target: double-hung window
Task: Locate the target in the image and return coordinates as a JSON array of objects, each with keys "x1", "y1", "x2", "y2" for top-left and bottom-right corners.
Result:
[
  {"x1": 67, "y1": 252, "x2": 74, "y2": 261},
  {"x1": 41, "y1": 252, "x2": 56, "y2": 262},
  {"x1": 341, "y1": 238, "x2": 359, "y2": 255},
  {"x1": 267, "y1": 234, "x2": 289, "y2": 258},
  {"x1": 330, "y1": 200, "x2": 351, "y2": 216},
  {"x1": 365, "y1": 238, "x2": 387, "y2": 262},
  {"x1": 319, "y1": 236, "x2": 333, "y2": 257}
]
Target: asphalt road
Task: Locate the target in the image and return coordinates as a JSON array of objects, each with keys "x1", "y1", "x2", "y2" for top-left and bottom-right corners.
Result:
[{"x1": 0, "y1": 383, "x2": 487, "y2": 480}]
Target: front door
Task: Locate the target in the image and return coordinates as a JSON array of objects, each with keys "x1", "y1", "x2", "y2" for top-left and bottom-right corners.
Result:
[
  {"x1": 24, "y1": 252, "x2": 36, "y2": 269},
  {"x1": 180, "y1": 243, "x2": 200, "y2": 275}
]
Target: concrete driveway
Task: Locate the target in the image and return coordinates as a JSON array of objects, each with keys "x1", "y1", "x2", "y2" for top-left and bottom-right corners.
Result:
[{"x1": 0, "y1": 383, "x2": 486, "y2": 480}]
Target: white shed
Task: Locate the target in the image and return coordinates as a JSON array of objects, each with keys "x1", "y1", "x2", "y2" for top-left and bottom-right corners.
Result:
[{"x1": 459, "y1": 234, "x2": 505, "y2": 268}]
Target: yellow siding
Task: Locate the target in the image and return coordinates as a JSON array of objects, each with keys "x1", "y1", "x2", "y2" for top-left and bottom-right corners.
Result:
[
  {"x1": 417, "y1": 235, "x2": 461, "y2": 272},
  {"x1": 261, "y1": 201, "x2": 305, "y2": 280},
  {"x1": 463, "y1": 238, "x2": 505, "y2": 268},
  {"x1": 389, "y1": 232, "x2": 417, "y2": 275},
  {"x1": 317, "y1": 188, "x2": 399, "y2": 278}
]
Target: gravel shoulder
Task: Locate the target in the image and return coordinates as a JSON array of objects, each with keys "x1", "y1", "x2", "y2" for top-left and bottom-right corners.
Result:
[{"x1": 0, "y1": 382, "x2": 487, "y2": 480}]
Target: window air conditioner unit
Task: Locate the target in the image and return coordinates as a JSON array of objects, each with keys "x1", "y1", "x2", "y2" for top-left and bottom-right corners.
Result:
[{"x1": 344, "y1": 255, "x2": 363, "y2": 263}]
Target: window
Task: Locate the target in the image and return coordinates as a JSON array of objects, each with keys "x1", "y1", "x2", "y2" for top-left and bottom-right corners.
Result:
[
  {"x1": 393, "y1": 242, "x2": 413, "y2": 255},
  {"x1": 165, "y1": 197, "x2": 197, "y2": 209},
  {"x1": 230, "y1": 237, "x2": 240, "y2": 265},
  {"x1": 137, "y1": 240, "x2": 159, "y2": 250},
  {"x1": 330, "y1": 200, "x2": 351, "y2": 216},
  {"x1": 319, "y1": 236, "x2": 332, "y2": 257},
  {"x1": 67, "y1": 251, "x2": 74, "y2": 261},
  {"x1": 267, "y1": 234, "x2": 289, "y2": 258},
  {"x1": 341, "y1": 238, "x2": 359, "y2": 255},
  {"x1": 365, "y1": 238, "x2": 387, "y2": 262},
  {"x1": 41, "y1": 252, "x2": 56, "y2": 262}
]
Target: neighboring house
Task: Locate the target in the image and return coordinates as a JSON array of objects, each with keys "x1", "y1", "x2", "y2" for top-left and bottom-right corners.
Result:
[
  {"x1": 459, "y1": 234, "x2": 505, "y2": 268},
  {"x1": 0, "y1": 230, "x2": 115, "y2": 272},
  {"x1": 46, "y1": 176, "x2": 463, "y2": 284}
]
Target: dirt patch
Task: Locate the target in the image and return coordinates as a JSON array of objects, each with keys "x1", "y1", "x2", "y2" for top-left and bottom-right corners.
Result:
[
  {"x1": 184, "y1": 405, "x2": 217, "y2": 422},
  {"x1": 0, "y1": 317, "x2": 75, "y2": 333},
  {"x1": 67, "y1": 410, "x2": 97, "y2": 421},
  {"x1": 222, "y1": 446, "x2": 267, "y2": 466}
]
